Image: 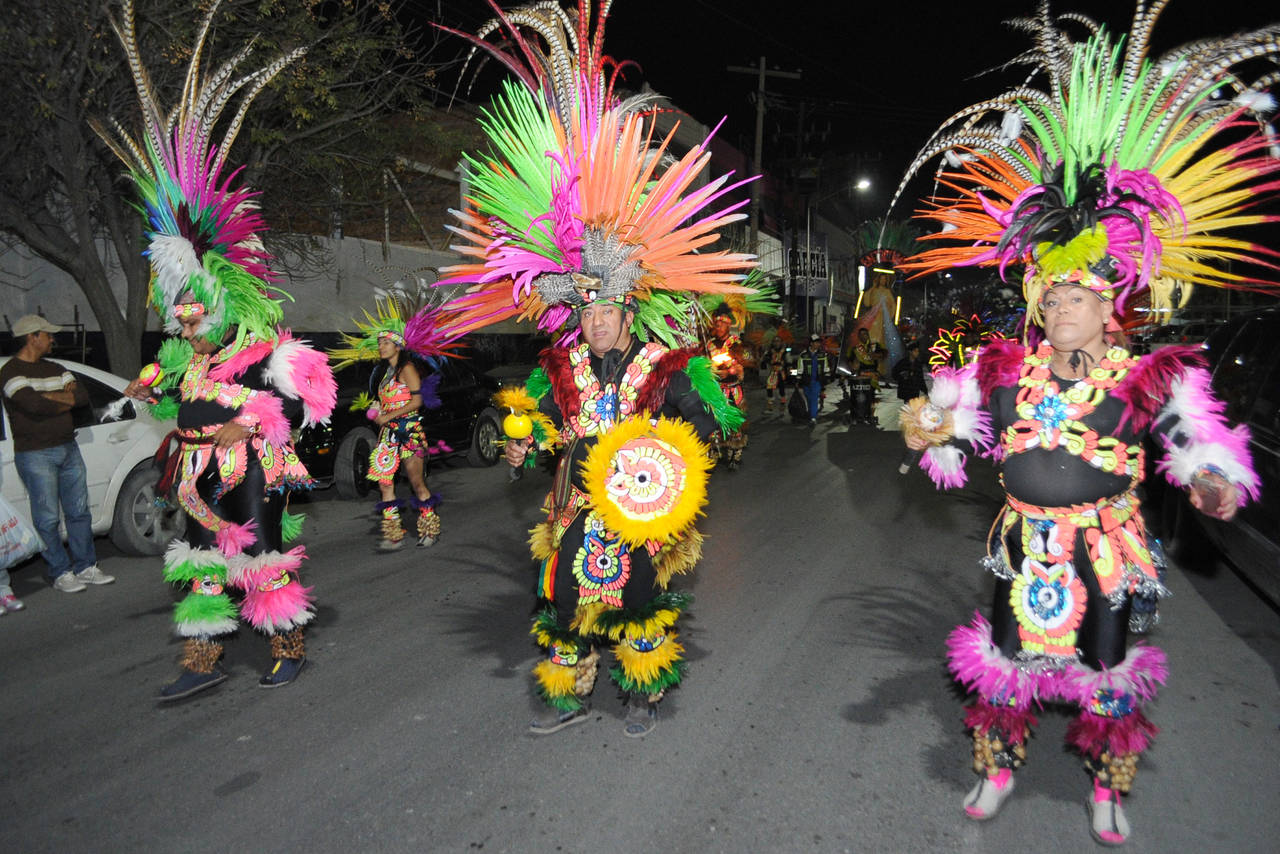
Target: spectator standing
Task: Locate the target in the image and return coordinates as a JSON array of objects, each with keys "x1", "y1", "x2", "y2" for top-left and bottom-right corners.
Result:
[{"x1": 0, "y1": 316, "x2": 114, "y2": 594}]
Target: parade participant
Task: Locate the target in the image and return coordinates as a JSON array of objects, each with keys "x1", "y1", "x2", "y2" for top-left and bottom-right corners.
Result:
[
  {"x1": 330, "y1": 299, "x2": 461, "y2": 550},
  {"x1": 795, "y1": 333, "x2": 832, "y2": 425},
  {"x1": 704, "y1": 302, "x2": 748, "y2": 469},
  {"x1": 851, "y1": 327, "x2": 886, "y2": 390},
  {"x1": 890, "y1": 4, "x2": 1279, "y2": 845},
  {"x1": 762, "y1": 337, "x2": 788, "y2": 412},
  {"x1": 434, "y1": 0, "x2": 755, "y2": 737},
  {"x1": 101, "y1": 0, "x2": 336, "y2": 699}
]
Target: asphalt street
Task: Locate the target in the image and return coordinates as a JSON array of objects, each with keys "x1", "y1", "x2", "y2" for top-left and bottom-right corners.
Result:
[{"x1": 2, "y1": 387, "x2": 1277, "y2": 853}]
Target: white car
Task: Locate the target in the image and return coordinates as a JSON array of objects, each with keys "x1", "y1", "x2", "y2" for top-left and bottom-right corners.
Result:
[{"x1": 1, "y1": 357, "x2": 185, "y2": 555}]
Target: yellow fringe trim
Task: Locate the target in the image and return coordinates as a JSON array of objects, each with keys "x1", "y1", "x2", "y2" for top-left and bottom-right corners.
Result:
[
  {"x1": 532, "y1": 658, "x2": 577, "y2": 700},
  {"x1": 494, "y1": 386, "x2": 538, "y2": 413},
  {"x1": 599, "y1": 607, "x2": 682, "y2": 643},
  {"x1": 614, "y1": 631, "x2": 684, "y2": 688},
  {"x1": 528, "y1": 519, "x2": 556, "y2": 561},
  {"x1": 572, "y1": 602, "x2": 610, "y2": 637},
  {"x1": 653, "y1": 528, "x2": 703, "y2": 588},
  {"x1": 581, "y1": 416, "x2": 711, "y2": 547}
]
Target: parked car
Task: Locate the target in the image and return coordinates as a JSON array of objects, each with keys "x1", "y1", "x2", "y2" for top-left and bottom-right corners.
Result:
[
  {"x1": 296, "y1": 357, "x2": 504, "y2": 500},
  {"x1": 1, "y1": 357, "x2": 185, "y2": 556},
  {"x1": 1155, "y1": 307, "x2": 1280, "y2": 605}
]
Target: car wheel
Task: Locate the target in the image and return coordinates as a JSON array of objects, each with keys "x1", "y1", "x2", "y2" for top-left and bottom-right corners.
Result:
[
  {"x1": 467, "y1": 407, "x2": 502, "y2": 467},
  {"x1": 110, "y1": 462, "x2": 187, "y2": 556},
  {"x1": 334, "y1": 426, "x2": 377, "y2": 500}
]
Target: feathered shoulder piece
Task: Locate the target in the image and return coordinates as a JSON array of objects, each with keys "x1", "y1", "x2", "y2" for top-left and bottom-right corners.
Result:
[
  {"x1": 977, "y1": 338, "x2": 1029, "y2": 404},
  {"x1": 92, "y1": 0, "x2": 305, "y2": 354},
  {"x1": 1113, "y1": 343, "x2": 1205, "y2": 431},
  {"x1": 433, "y1": 0, "x2": 759, "y2": 345},
  {"x1": 888, "y1": 2, "x2": 1280, "y2": 331}
]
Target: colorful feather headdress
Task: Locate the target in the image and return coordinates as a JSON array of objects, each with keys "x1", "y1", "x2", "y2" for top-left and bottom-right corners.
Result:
[
  {"x1": 92, "y1": 0, "x2": 304, "y2": 353},
  {"x1": 700, "y1": 271, "x2": 781, "y2": 333},
  {"x1": 887, "y1": 1, "x2": 1280, "y2": 329},
  {"x1": 433, "y1": 0, "x2": 760, "y2": 345},
  {"x1": 329, "y1": 289, "x2": 466, "y2": 371}
]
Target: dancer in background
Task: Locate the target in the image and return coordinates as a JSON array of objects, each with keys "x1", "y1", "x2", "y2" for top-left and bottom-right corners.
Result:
[{"x1": 330, "y1": 299, "x2": 461, "y2": 550}]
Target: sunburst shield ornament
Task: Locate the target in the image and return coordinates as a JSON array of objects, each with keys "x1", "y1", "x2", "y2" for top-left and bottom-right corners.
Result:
[{"x1": 581, "y1": 416, "x2": 711, "y2": 548}]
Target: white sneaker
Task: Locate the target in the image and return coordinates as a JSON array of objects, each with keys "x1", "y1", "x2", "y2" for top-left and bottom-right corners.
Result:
[
  {"x1": 53, "y1": 573, "x2": 87, "y2": 593},
  {"x1": 964, "y1": 771, "x2": 1015, "y2": 820},
  {"x1": 1089, "y1": 784, "x2": 1131, "y2": 846},
  {"x1": 75, "y1": 565, "x2": 115, "y2": 585}
]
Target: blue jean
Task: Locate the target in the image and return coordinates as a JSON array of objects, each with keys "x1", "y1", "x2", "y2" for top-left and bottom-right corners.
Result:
[
  {"x1": 805, "y1": 380, "x2": 823, "y2": 419},
  {"x1": 13, "y1": 442, "x2": 97, "y2": 580}
]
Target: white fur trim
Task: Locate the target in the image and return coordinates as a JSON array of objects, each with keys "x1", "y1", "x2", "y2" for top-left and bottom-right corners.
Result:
[
  {"x1": 263, "y1": 338, "x2": 304, "y2": 400},
  {"x1": 163, "y1": 540, "x2": 228, "y2": 570}
]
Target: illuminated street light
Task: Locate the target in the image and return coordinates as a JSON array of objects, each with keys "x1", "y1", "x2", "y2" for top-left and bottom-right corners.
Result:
[{"x1": 855, "y1": 178, "x2": 871, "y2": 191}]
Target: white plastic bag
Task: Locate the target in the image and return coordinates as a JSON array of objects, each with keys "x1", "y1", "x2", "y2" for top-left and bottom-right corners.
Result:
[{"x1": 0, "y1": 495, "x2": 42, "y2": 570}]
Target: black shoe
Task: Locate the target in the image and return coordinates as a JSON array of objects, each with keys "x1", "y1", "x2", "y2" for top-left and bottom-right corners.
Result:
[
  {"x1": 529, "y1": 705, "x2": 589, "y2": 735},
  {"x1": 159, "y1": 668, "x2": 228, "y2": 702},
  {"x1": 259, "y1": 656, "x2": 306, "y2": 688},
  {"x1": 623, "y1": 694, "x2": 657, "y2": 738}
]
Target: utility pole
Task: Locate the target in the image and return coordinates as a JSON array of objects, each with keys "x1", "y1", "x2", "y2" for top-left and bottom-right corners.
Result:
[{"x1": 728, "y1": 58, "x2": 801, "y2": 256}]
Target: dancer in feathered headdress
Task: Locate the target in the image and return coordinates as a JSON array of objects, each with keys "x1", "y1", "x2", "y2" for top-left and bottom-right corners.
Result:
[
  {"x1": 331, "y1": 294, "x2": 464, "y2": 550},
  {"x1": 101, "y1": 0, "x2": 337, "y2": 700},
  {"x1": 699, "y1": 273, "x2": 779, "y2": 469},
  {"x1": 436, "y1": 0, "x2": 756, "y2": 737},
  {"x1": 890, "y1": 3, "x2": 1277, "y2": 843}
]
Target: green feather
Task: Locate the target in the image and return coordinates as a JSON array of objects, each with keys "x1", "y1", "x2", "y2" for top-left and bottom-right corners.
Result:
[
  {"x1": 684, "y1": 357, "x2": 745, "y2": 435},
  {"x1": 591, "y1": 592, "x2": 694, "y2": 635},
  {"x1": 147, "y1": 396, "x2": 180, "y2": 421},
  {"x1": 173, "y1": 592, "x2": 238, "y2": 625},
  {"x1": 155, "y1": 338, "x2": 193, "y2": 388},
  {"x1": 280, "y1": 510, "x2": 305, "y2": 543},
  {"x1": 609, "y1": 659, "x2": 687, "y2": 695},
  {"x1": 350, "y1": 392, "x2": 375, "y2": 413},
  {"x1": 526, "y1": 368, "x2": 551, "y2": 401}
]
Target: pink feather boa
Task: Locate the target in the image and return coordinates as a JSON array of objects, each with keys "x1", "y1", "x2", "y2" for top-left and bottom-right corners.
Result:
[
  {"x1": 1111, "y1": 344, "x2": 1202, "y2": 432},
  {"x1": 238, "y1": 392, "x2": 291, "y2": 446},
  {"x1": 209, "y1": 338, "x2": 273, "y2": 382},
  {"x1": 265, "y1": 332, "x2": 338, "y2": 427}
]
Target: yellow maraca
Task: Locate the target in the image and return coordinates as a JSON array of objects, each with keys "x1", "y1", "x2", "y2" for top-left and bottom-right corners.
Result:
[{"x1": 502, "y1": 408, "x2": 533, "y2": 441}]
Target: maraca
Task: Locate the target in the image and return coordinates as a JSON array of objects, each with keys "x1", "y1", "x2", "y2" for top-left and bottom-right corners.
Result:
[
  {"x1": 503, "y1": 409, "x2": 533, "y2": 441},
  {"x1": 136, "y1": 362, "x2": 164, "y2": 403}
]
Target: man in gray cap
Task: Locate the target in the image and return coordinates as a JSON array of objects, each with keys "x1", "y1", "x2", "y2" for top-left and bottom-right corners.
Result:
[{"x1": 0, "y1": 315, "x2": 114, "y2": 596}]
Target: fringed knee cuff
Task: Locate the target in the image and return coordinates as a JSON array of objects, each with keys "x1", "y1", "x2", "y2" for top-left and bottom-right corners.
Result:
[
  {"x1": 231, "y1": 547, "x2": 315, "y2": 634},
  {"x1": 946, "y1": 612, "x2": 1047, "y2": 710},
  {"x1": 610, "y1": 629, "x2": 686, "y2": 696},
  {"x1": 533, "y1": 658, "x2": 585, "y2": 712},
  {"x1": 165, "y1": 542, "x2": 238, "y2": 637}
]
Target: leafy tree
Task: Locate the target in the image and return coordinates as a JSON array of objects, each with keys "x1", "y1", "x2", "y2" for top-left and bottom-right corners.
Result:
[{"x1": 0, "y1": 0, "x2": 461, "y2": 375}]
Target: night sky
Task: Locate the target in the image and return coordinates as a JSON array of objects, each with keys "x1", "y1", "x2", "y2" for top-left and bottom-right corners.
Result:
[{"x1": 429, "y1": 1, "x2": 1279, "y2": 218}]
